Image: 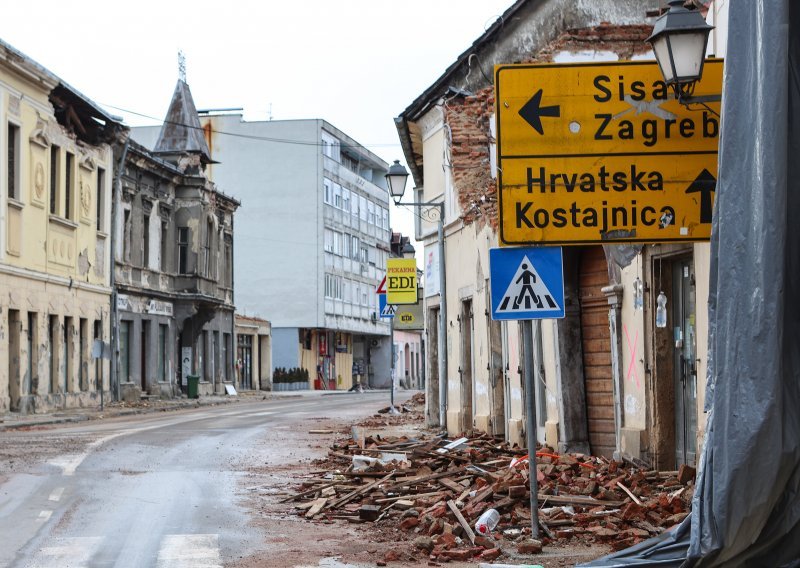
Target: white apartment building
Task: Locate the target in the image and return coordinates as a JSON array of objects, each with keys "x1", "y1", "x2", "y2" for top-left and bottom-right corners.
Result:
[{"x1": 134, "y1": 117, "x2": 392, "y2": 390}]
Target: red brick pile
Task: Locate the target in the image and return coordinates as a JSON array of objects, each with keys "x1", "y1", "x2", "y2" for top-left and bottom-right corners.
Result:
[{"x1": 285, "y1": 413, "x2": 695, "y2": 563}]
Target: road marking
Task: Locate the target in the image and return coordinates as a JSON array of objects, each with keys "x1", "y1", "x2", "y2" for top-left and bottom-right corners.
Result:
[
  {"x1": 157, "y1": 534, "x2": 222, "y2": 568},
  {"x1": 36, "y1": 510, "x2": 52, "y2": 522},
  {"x1": 49, "y1": 431, "x2": 128, "y2": 476},
  {"x1": 24, "y1": 536, "x2": 102, "y2": 568},
  {"x1": 48, "y1": 487, "x2": 65, "y2": 502}
]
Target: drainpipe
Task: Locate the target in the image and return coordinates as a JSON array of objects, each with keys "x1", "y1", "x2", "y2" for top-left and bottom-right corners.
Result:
[
  {"x1": 437, "y1": 215, "x2": 448, "y2": 430},
  {"x1": 109, "y1": 137, "x2": 130, "y2": 402}
]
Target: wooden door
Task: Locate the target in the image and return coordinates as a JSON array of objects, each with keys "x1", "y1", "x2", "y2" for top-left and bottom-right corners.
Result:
[{"x1": 578, "y1": 246, "x2": 615, "y2": 458}]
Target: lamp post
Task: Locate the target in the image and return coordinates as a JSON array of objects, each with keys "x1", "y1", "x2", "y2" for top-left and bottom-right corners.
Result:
[
  {"x1": 386, "y1": 160, "x2": 448, "y2": 430},
  {"x1": 647, "y1": 0, "x2": 720, "y2": 110}
]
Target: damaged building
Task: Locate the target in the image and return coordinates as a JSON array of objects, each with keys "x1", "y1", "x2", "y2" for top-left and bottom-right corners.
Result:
[
  {"x1": 114, "y1": 78, "x2": 240, "y2": 400},
  {"x1": 396, "y1": 0, "x2": 725, "y2": 471},
  {"x1": 0, "y1": 39, "x2": 125, "y2": 413}
]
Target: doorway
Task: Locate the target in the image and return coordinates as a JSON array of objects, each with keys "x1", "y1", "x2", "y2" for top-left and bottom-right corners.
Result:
[
  {"x1": 578, "y1": 246, "x2": 614, "y2": 458},
  {"x1": 460, "y1": 299, "x2": 474, "y2": 433},
  {"x1": 651, "y1": 253, "x2": 698, "y2": 469},
  {"x1": 486, "y1": 288, "x2": 506, "y2": 437},
  {"x1": 141, "y1": 321, "x2": 149, "y2": 392},
  {"x1": 238, "y1": 334, "x2": 253, "y2": 390},
  {"x1": 672, "y1": 257, "x2": 698, "y2": 467}
]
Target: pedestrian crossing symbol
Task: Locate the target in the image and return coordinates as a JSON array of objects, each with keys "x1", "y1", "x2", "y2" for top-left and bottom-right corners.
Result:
[
  {"x1": 489, "y1": 247, "x2": 565, "y2": 320},
  {"x1": 379, "y1": 293, "x2": 395, "y2": 319}
]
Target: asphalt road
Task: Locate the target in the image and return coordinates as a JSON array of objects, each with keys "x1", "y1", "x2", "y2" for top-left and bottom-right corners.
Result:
[{"x1": 0, "y1": 392, "x2": 410, "y2": 568}]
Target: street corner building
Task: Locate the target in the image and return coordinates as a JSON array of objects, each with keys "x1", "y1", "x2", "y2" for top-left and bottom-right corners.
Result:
[
  {"x1": 0, "y1": 39, "x2": 126, "y2": 413},
  {"x1": 395, "y1": 0, "x2": 726, "y2": 472},
  {"x1": 116, "y1": 78, "x2": 240, "y2": 401}
]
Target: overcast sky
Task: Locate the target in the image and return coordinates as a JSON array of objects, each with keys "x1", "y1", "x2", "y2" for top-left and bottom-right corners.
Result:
[{"x1": 0, "y1": 0, "x2": 513, "y2": 245}]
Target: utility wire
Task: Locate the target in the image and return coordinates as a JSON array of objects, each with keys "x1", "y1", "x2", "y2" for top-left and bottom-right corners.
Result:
[{"x1": 100, "y1": 102, "x2": 403, "y2": 150}]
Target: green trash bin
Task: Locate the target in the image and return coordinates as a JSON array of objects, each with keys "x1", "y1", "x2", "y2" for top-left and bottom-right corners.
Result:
[{"x1": 187, "y1": 375, "x2": 200, "y2": 399}]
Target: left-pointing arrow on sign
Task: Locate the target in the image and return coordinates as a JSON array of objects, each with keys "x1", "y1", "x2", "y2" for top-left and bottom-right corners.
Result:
[{"x1": 518, "y1": 89, "x2": 560, "y2": 136}]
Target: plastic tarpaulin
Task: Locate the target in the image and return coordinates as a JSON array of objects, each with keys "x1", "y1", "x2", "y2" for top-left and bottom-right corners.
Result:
[{"x1": 581, "y1": 0, "x2": 800, "y2": 565}]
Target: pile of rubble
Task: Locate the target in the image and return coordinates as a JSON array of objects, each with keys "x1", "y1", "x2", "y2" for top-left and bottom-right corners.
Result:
[{"x1": 285, "y1": 399, "x2": 695, "y2": 564}]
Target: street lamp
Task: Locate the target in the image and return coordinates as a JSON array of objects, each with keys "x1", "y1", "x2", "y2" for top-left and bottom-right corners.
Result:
[
  {"x1": 385, "y1": 160, "x2": 448, "y2": 430},
  {"x1": 647, "y1": 0, "x2": 719, "y2": 108}
]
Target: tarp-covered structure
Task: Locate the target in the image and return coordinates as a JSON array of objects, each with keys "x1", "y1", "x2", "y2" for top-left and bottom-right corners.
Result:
[{"x1": 582, "y1": 0, "x2": 800, "y2": 565}]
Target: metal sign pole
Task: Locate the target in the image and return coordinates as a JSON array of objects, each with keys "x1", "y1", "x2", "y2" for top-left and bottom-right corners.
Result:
[{"x1": 522, "y1": 319, "x2": 540, "y2": 540}]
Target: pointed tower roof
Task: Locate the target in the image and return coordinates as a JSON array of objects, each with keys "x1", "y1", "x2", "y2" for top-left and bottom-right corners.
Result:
[{"x1": 154, "y1": 79, "x2": 212, "y2": 164}]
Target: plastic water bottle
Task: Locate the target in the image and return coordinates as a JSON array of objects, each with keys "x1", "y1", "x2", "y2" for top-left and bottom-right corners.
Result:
[
  {"x1": 656, "y1": 291, "x2": 668, "y2": 328},
  {"x1": 474, "y1": 508, "x2": 500, "y2": 535}
]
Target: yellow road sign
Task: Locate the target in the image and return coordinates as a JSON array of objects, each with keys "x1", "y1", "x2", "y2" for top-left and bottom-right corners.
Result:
[
  {"x1": 495, "y1": 59, "x2": 723, "y2": 245},
  {"x1": 386, "y1": 258, "x2": 417, "y2": 304}
]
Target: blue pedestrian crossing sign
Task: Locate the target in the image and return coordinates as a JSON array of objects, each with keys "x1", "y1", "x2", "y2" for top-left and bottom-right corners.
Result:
[
  {"x1": 489, "y1": 247, "x2": 565, "y2": 320},
  {"x1": 379, "y1": 293, "x2": 395, "y2": 319}
]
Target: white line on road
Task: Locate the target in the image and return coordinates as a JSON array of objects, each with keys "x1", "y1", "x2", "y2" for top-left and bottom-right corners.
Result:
[
  {"x1": 23, "y1": 536, "x2": 102, "y2": 568},
  {"x1": 48, "y1": 431, "x2": 129, "y2": 476},
  {"x1": 48, "y1": 487, "x2": 65, "y2": 502},
  {"x1": 157, "y1": 534, "x2": 222, "y2": 568},
  {"x1": 36, "y1": 510, "x2": 52, "y2": 522}
]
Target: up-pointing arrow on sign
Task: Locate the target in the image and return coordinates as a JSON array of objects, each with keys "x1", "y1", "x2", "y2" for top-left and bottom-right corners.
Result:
[
  {"x1": 685, "y1": 168, "x2": 717, "y2": 224},
  {"x1": 518, "y1": 89, "x2": 560, "y2": 136}
]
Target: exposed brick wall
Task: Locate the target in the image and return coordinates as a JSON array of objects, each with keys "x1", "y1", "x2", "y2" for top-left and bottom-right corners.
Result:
[{"x1": 443, "y1": 25, "x2": 652, "y2": 232}]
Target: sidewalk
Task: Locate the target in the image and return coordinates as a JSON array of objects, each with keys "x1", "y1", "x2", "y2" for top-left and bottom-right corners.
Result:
[{"x1": 0, "y1": 387, "x2": 404, "y2": 431}]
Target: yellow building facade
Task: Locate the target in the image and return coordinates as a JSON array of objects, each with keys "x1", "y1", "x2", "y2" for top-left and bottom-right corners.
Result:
[{"x1": 0, "y1": 41, "x2": 123, "y2": 413}]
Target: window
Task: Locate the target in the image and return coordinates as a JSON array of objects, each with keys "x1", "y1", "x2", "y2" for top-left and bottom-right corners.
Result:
[
  {"x1": 49, "y1": 145, "x2": 60, "y2": 215},
  {"x1": 96, "y1": 168, "x2": 105, "y2": 230},
  {"x1": 342, "y1": 153, "x2": 358, "y2": 172},
  {"x1": 160, "y1": 221, "x2": 168, "y2": 272},
  {"x1": 351, "y1": 236, "x2": 360, "y2": 260},
  {"x1": 368, "y1": 246, "x2": 376, "y2": 266},
  {"x1": 7, "y1": 123, "x2": 19, "y2": 200},
  {"x1": 353, "y1": 283, "x2": 361, "y2": 305},
  {"x1": 333, "y1": 183, "x2": 342, "y2": 209},
  {"x1": 342, "y1": 188, "x2": 350, "y2": 212},
  {"x1": 323, "y1": 178, "x2": 333, "y2": 205},
  {"x1": 368, "y1": 201, "x2": 376, "y2": 225},
  {"x1": 65, "y1": 152, "x2": 74, "y2": 220},
  {"x1": 342, "y1": 234, "x2": 350, "y2": 259},
  {"x1": 158, "y1": 324, "x2": 168, "y2": 382},
  {"x1": 324, "y1": 228, "x2": 334, "y2": 253},
  {"x1": 361, "y1": 285, "x2": 368, "y2": 306},
  {"x1": 224, "y1": 240, "x2": 232, "y2": 287},
  {"x1": 382, "y1": 207, "x2": 389, "y2": 230},
  {"x1": 343, "y1": 279, "x2": 350, "y2": 303},
  {"x1": 360, "y1": 245, "x2": 368, "y2": 263},
  {"x1": 321, "y1": 131, "x2": 341, "y2": 161},
  {"x1": 359, "y1": 196, "x2": 367, "y2": 222},
  {"x1": 120, "y1": 321, "x2": 131, "y2": 383},
  {"x1": 203, "y1": 220, "x2": 213, "y2": 277},
  {"x1": 351, "y1": 193, "x2": 359, "y2": 219},
  {"x1": 143, "y1": 213, "x2": 151, "y2": 269},
  {"x1": 325, "y1": 274, "x2": 344, "y2": 299},
  {"x1": 333, "y1": 231, "x2": 343, "y2": 256},
  {"x1": 123, "y1": 210, "x2": 131, "y2": 262},
  {"x1": 178, "y1": 227, "x2": 189, "y2": 274}
]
